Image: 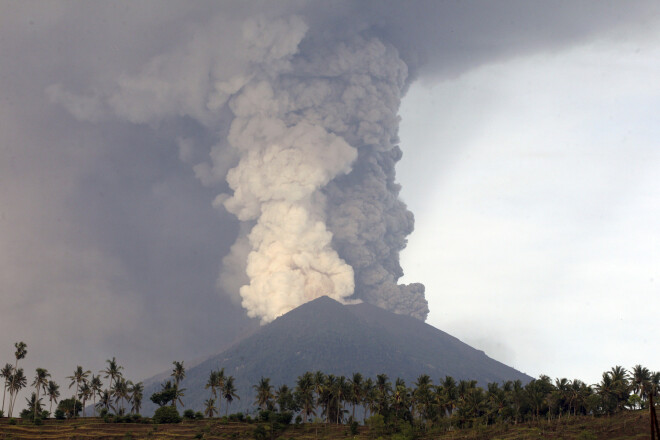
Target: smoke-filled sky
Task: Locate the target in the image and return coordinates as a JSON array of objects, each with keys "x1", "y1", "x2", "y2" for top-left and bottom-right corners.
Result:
[{"x1": 2, "y1": 0, "x2": 659, "y2": 406}]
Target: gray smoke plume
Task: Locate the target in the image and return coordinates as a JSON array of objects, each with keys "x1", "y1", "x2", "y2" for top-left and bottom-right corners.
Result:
[{"x1": 48, "y1": 12, "x2": 428, "y2": 323}]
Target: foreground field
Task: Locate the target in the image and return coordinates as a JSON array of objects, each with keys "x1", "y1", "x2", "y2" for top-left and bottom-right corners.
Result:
[{"x1": 0, "y1": 411, "x2": 654, "y2": 440}]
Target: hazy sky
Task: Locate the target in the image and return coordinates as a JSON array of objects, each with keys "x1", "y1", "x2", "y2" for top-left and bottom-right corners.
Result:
[
  {"x1": 1, "y1": 0, "x2": 659, "y2": 410},
  {"x1": 399, "y1": 28, "x2": 660, "y2": 383}
]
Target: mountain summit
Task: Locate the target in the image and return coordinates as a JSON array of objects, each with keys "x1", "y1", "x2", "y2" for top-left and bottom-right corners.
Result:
[{"x1": 142, "y1": 296, "x2": 531, "y2": 414}]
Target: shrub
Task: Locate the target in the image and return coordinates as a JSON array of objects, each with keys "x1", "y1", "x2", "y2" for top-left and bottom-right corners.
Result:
[
  {"x1": 350, "y1": 420, "x2": 359, "y2": 436},
  {"x1": 54, "y1": 409, "x2": 66, "y2": 420},
  {"x1": 183, "y1": 409, "x2": 196, "y2": 420},
  {"x1": 33, "y1": 417, "x2": 43, "y2": 426},
  {"x1": 152, "y1": 406, "x2": 181, "y2": 424},
  {"x1": 195, "y1": 411, "x2": 205, "y2": 420},
  {"x1": 253, "y1": 424, "x2": 268, "y2": 440},
  {"x1": 9, "y1": 418, "x2": 17, "y2": 425}
]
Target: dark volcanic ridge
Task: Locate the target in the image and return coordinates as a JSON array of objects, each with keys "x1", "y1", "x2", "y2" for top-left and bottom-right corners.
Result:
[{"x1": 142, "y1": 296, "x2": 531, "y2": 415}]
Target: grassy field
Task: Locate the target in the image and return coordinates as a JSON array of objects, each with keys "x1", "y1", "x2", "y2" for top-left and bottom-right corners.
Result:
[{"x1": 0, "y1": 411, "x2": 653, "y2": 439}]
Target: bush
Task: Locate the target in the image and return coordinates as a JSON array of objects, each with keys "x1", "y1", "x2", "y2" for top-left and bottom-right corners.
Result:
[
  {"x1": 183, "y1": 409, "x2": 196, "y2": 420},
  {"x1": 350, "y1": 420, "x2": 359, "y2": 435},
  {"x1": 153, "y1": 406, "x2": 181, "y2": 424},
  {"x1": 195, "y1": 411, "x2": 205, "y2": 420},
  {"x1": 9, "y1": 418, "x2": 17, "y2": 425},
  {"x1": 54, "y1": 409, "x2": 66, "y2": 420},
  {"x1": 253, "y1": 424, "x2": 268, "y2": 440},
  {"x1": 33, "y1": 417, "x2": 43, "y2": 426}
]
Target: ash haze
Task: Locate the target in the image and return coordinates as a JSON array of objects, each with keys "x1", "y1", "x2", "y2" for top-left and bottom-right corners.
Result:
[{"x1": 1, "y1": 0, "x2": 659, "y2": 411}]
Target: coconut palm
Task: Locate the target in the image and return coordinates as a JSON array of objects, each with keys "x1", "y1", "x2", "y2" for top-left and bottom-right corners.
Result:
[
  {"x1": 295, "y1": 372, "x2": 315, "y2": 422},
  {"x1": 31, "y1": 368, "x2": 50, "y2": 420},
  {"x1": 171, "y1": 361, "x2": 186, "y2": 409},
  {"x1": 24, "y1": 392, "x2": 44, "y2": 419},
  {"x1": 8, "y1": 368, "x2": 27, "y2": 417},
  {"x1": 130, "y1": 382, "x2": 144, "y2": 414},
  {"x1": 78, "y1": 381, "x2": 92, "y2": 417},
  {"x1": 349, "y1": 372, "x2": 364, "y2": 422},
  {"x1": 204, "y1": 398, "x2": 217, "y2": 418},
  {"x1": 89, "y1": 375, "x2": 103, "y2": 416},
  {"x1": 214, "y1": 368, "x2": 226, "y2": 417},
  {"x1": 172, "y1": 361, "x2": 185, "y2": 387},
  {"x1": 275, "y1": 384, "x2": 295, "y2": 412},
  {"x1": 1, "y1": 363, "x2": 13, "y2": 415},
  {"x1": 206, "y1": 370, "x2": 219, "y2": 400},
  {"x1": 96, "y1": 389, "x2": 114, "y2": 414},
  {"x1": 46, "y1": 380, "x2": 60, "y2": 416},
  {"x1": 112, "y1": 377, "x2": 132, "y2": 414},
  {"x1": 222, "y1": 376, "x2": 239, "y2": 416},
  {"x1": 253, "y1": 376, "x2": 274, "y2": 411},
  {"x1": 393, "y1": 378, "x2": 410, "y2": 420},
  {"x1": 101, "y1": 357, "x2": 123, "y2": 391},
  {"x1": 67, "y1": 365, "x2": 91, "y2": 414},
  {"x1": 8, "y1": 342, "x2": 27, "y2": 417}
]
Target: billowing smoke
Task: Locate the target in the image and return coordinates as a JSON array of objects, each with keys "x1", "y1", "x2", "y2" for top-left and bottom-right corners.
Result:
[{"x1": 49, "y1": 13, "x2": 428, "y2": 323}]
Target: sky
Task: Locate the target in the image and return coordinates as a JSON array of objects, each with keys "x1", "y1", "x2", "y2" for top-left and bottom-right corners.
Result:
[{"x1": 1, "y1": 0, "x2": 659, "y2": 410}]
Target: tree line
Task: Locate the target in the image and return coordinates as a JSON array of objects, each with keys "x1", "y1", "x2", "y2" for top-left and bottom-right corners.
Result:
[{"x1": 3, "y1": 340, "x2": 659, "y2": 434}]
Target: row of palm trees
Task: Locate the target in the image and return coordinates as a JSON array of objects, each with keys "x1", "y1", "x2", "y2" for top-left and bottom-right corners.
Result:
[
  {"x1": 232, "y1": 365, "x2": 660, "y2": 428},
  {"x1": 203, "y1": 367, "x2": 239, "y2": 418},
  {"x1": 1, "y1": 342, "x2": 144, "y2": 419}
]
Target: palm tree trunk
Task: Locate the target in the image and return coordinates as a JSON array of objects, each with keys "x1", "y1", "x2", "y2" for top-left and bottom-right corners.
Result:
[
  {"x1": 34, "y1": 388, "x2": 40, "y2": 420},
  {"x1": 2, "y1": 383, "x2": 7, "y2": 414}
]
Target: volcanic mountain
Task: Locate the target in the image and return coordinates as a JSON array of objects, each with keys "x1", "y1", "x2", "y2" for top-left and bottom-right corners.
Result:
[{"x1": 141, "y1": 296, "x2": 531, "y2": 415}]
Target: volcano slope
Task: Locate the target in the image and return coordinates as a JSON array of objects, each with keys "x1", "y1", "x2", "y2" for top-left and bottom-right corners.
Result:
[{"x1": 142, "y1": 296, "x2": 531, "y2": 415}]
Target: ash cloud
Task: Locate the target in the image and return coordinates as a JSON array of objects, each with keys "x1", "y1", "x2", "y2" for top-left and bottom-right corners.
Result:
[{"x1": 49, "y1": 11, "x2": 431, "y2": 322}]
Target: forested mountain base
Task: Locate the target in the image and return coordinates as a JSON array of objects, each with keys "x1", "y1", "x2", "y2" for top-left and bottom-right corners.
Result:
[{"x1": 0, "y1": 411, "x2": 653, "y2": 439}]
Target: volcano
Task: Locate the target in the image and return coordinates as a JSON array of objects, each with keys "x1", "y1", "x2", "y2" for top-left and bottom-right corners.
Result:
[{"x1": 141, "y1": 296, "x2": 531, "y2": 415}]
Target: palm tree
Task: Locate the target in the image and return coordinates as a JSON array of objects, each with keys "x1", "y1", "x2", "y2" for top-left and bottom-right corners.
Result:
[
  {"x1": 206, "y1": 370, "x2": 219, "y2": 401},
  {"x1": 295, "y1": 372, "x2": 315, "y2": 422},
  {"x1": 8, "y1": 342, "x2": 27, "y2": 417},
  {"x1": 413, "y1": 374, "x2": 433, "y2": 424},
  {"x1": 215, "y1": 368, "x2": 226, "y2": 417},
  {"x1": 112, "y1": 377, "x2": 131, "y2": 414},
  {"x1": 130, "y1": 382, "x2": 144, "y2": 414},
  {"x1": 101, "y1": 357, "x2": 123, "y2": 391},
  {"x1": 375, "y1": 374, "x2": 392, "y2": 415},
  {"x1": 253, "y1": 377, "x2": 274, "y2": 411},
  {"x1": 313, "y1": 371, "x2": 326, "y2": 417},
  {"x1": 275, "y1": 384, "x2": 294, "y2": 412},
  {"x1": 31, "y1": 368, "x2": 50, "y2": 420},
  {"x1": 46, "y1": 380, "x2": 60, "y2": 416},
  {"x1": 90, "y1": 375, "x2": 103, "y2": 417},
  {"x1": 362, "y1": 378, "x2": 375, "y2": 419},
  {"x1": 8, "y1": 368, "x2": 27, "y2": 417},
  {"x1": 78, "y1": 381, "x2": 92, "y2": 417},
  {"x1": 204, "y1": 398, "x2": 218, "y2": 418},
  {"x1": 1, "y1": 363, "x2": 14, "y2": 415},
  {"x1": 171, "y1": 361, "x2": 186, "y2": 409},
  {"x1": 349, "y1": 372, "x2": 364, "y2": 422},
  {"x1": 67, "y1": 365, "x2": 91, "y2": 416},
  {"x1": 334, "y1": 376, "x2": 349, "y2": 424},
  {"x1": 24, "y1": 392, "x2": 44, "y2": 419},
  {"x1": 172, "y1": 361, "x2": 185, "y2": 386},
  {"x1": 393, "y1": 378, "x2": 410, "y2": 420},
  {"x1": 96, "y1": 389, "x2": 114, "y2": 414},
  {"x1": 222, "y1": 376, "x2": 239, "y2": 417}
]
